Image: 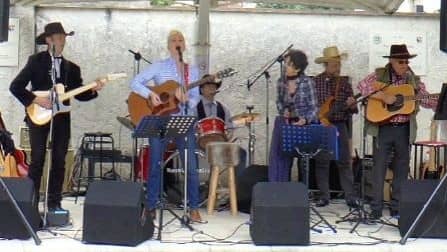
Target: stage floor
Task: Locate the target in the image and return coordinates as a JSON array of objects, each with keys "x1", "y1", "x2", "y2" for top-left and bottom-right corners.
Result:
[{"x1": 1, "y1": 197, "x2": 447, "y2": 252}]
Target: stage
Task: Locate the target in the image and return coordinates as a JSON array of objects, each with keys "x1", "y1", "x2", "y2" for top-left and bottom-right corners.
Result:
[{"x1": 1, "y1": 197, "x2": 446, "y2": 252}]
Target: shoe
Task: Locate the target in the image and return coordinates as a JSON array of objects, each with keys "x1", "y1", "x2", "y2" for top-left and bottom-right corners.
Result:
[
  {"x1": 189, "y1": 209, "x2": 203, "y2": 223},
  {"x1": 315, "y1": 199, "x2": 330, "y2": 207},
  {"x1": 146, "y1": 209, "x2": 156, "y2": 220},
  {"x1": 389, "y1": 209, "x2": 399, "y2": 218},
  {"x1": 346, "y1": 199, "x2": 359, "y2": 209},
  {"x1": 369, "y1": 209, "x2": 382, "y2": 220}
]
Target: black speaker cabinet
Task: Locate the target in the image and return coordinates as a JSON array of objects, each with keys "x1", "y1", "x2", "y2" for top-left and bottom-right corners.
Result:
[
  {"x1": 0, "y1": 177, "x2": 40, "y2": 240},
  {"x1": 0, "y1": 0, "x2": 9, "y2": 42},
  {"x1": 399, "y1": 180, "x2": 447, "y2": 238},
  {"x1": 236, "y1": 165, "x2": 269, "y2": 213},
  {"x1": 83, "y1": 181, "x2": 154, "y2": 246},
  {"x1": 250, "y1": 182, "x2": 309, "y2": 245}
]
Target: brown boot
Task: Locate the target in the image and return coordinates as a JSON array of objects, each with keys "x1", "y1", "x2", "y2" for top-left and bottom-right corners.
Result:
[
  {"x1": 145, "y1": 208, "x2": 156, "y2": 220},
  {"x1": 190, "y1": 209, "x2": 204, "y2": 223}
]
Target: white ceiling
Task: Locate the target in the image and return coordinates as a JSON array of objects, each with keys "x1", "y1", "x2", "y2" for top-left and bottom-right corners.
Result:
[{"x1": 10, "y1": 0, "x2": 405, "y2": 14}]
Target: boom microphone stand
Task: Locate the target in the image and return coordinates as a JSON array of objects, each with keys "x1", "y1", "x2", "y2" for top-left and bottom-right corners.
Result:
[{"x1": 247, "y1": 44, "x2": 293, "y2": 164}]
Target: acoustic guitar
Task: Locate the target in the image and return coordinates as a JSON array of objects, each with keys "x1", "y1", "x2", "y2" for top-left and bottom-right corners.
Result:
[
  {"x1": 127, "y1": 68, "x2": 237, "y2": 126},
  {"x1": 0, "y1": 111, "x2": 28, "y2": 177},
  {"x1": 366, "y1": 82, "x2": 438, "y2": 123},
  {"x1": 26, "y1": 72, "x2": 127, "y2": 125}
]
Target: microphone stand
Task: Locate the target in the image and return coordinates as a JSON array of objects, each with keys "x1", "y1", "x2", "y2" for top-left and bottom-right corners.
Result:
[
  {"x1": 336, "y1": 84, "x2": 397, "y2": 232},
  {"x1": 127, "y1": 49, "x2": 151, "y2": 182},
  {"x1": 42, "y1": 45, "x2": 60, "y2": 228},
  {"x1": 247, "y1": 44, "x2": 293, "y2": 164},
  {"x1": 128, "y1": 50, "x2": 151, "y2": 76}
]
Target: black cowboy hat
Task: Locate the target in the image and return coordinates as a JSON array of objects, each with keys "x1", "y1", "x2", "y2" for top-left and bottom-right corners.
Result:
[
  {"x1": 382, "y1": 44, "x2": 417, "y2": 59},
  {"x1": 199, "y1": 74, "x2": 222, "y2": 94},
  {"x1": 36, "y1": 22, "x2": 74, "y2": 45}
]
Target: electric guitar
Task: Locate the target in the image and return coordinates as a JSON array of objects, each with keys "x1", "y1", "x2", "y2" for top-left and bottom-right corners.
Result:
[
  {"x1": 319, "y1": 93, "x2": 361, "y2": 126},
  {"x1": 26, "y1": 72, "x2": 127, "y2": 125},
  {"x1": 366, "y1": 82, "x2": 438, "y2": 123},
  {"x1": 127, "y1": 68, "x2": 237, "y2": 125}
]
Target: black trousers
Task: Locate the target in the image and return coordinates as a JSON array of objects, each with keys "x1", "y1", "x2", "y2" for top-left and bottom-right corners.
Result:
[
  {"x1": 27, "y1": 114, "x2": 70, "y2": 208},
  {"x1": 370, "y1": 123, "x2": 410, "y2": 212},
  {"x1": 314, "y1": 121, "x2": 355, "y2": 201}
]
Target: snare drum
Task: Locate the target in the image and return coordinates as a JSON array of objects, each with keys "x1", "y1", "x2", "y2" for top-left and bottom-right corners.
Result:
[{"x1": 197, "y1": 117, "x2": 227, "y2": 149}]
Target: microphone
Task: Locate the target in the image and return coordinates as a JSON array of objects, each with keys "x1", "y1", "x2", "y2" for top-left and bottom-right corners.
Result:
[
  {"x1": 128, "y1": 49, "x2": 141, "y2": 60},
  {"x1": 67, "y1": 31, "x2": 75, "y2": 36},
  {"x1": 176, "y1": 46, "x2": 183, "y2": 62}
]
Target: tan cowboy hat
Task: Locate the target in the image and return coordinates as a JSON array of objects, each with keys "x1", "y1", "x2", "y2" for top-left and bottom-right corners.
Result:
[
  {"x1": 36, "y1": 22, "x2": 74, "y2": 45},
  {"x1": 315, "y1": 46, "x2": 348, "y2": 64}
]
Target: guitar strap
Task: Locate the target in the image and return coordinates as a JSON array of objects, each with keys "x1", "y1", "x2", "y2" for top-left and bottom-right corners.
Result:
[{"x1": 184, "y1": 63, "x2": 189, "y2": 87}]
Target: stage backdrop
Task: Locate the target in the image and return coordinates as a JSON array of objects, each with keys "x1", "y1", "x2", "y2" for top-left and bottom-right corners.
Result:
[{"x1": 2, "y1": 5, "x2": 447, "y2": 166}]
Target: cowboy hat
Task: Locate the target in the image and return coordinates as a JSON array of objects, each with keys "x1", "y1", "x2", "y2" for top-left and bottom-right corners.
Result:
[
  {"x1": 199, "y1": 74, "x2": 222, "y2": 94},
  {"x1": 382, "y1": 44, "x2": 417, "y2": 59},
  {"x1": 36, "y1": 22, "x2": 74, "y2": 45},
  {"x1": 315, "y1": 46, "x2": 347, "y2": 64}
]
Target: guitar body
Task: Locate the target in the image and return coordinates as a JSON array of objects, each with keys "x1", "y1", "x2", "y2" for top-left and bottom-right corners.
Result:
[
  {"x1": 13, "y1": 149, "x2": 29, "y2": 177},
  {"x1": 128, "y1": 80, "x2": 182, "y2": 125},
  {"x1": 366, "y1": 84, "x2": 416, "y2": 123},
  {"x1": 319, "y1": 96, "x2": 334, "y2": 126},
  {"x1": 0, "y1": 154, "x2": 19, "y2": 177},
  {"x1": 26, "y1": 84, "x2": 71, "y2": 125}
]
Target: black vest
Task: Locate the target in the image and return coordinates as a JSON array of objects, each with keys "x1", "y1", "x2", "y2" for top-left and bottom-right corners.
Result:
[{"x1": 197, "y1": 100, "x2": 226, "y2": 121}]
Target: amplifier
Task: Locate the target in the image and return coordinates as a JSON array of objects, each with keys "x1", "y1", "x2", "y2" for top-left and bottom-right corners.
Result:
[{"x1": 23, "y1": 148, "x2": 75, "y2": 193}]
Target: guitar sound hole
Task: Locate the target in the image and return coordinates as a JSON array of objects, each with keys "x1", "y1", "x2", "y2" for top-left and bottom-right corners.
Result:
[
  {"x1": 159, "y1": 93, "x2": 170, "y2": 103},
  {"x1": 387, "y1": 95, "x2": 404, "y2": 112}
]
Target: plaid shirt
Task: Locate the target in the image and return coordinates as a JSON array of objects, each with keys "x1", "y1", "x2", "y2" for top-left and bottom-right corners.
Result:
[
  {"x1": 276, "y1": 74, "x2": 318, "y2": 123},
  {"x1": 313, "y1": 73, "x2": 358, "y2": 122},
  {"x1": 357, "y1": 70, "x2": 437, "y2": 123}
]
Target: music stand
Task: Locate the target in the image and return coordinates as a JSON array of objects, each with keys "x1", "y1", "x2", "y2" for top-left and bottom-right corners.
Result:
[
  {"x1": 281, "y1": 124, "x2": 338, "y2": 233},
  {"x1": 400, "y1": 83, "x2": 447, "y2": 244},
  {"x1": 134, "y1": 115, "x2": 196, "y2": 241}
]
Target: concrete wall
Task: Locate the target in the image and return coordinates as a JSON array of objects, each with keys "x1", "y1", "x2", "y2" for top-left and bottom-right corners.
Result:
[{"x1": 2, "y1": 6, "x2": 447, "y2": 164}]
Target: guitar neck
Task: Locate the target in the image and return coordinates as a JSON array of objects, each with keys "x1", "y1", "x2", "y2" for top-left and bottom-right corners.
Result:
[
  {"x1": 59, "y1": 81, "x2": 98, "y2": 102},
  {"x1": 405, "y1": 94, "x2": 439, "y2": 101}
]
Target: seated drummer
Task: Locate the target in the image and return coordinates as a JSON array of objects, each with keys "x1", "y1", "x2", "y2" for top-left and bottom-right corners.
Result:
[{"x1": 194, "y1": 74, "x2": 247, "y2": 172}]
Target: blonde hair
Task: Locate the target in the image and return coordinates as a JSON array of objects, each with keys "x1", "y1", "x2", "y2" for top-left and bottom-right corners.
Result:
[{"x1": 167, "y1": 30, "x2": 184, "y2": 47}]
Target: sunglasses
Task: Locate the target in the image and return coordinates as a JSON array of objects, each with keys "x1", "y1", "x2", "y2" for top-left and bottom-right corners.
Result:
[{"x1": 397, "y1": 60, "x2": 410, "y2": 65}]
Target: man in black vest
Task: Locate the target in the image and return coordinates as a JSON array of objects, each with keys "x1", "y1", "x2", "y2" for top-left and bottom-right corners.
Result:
[
  {"x1": 194, "y1": 75, "x2": 247, "y2": 172},
  {"x1": 10, "y1": 22, "x2": 104, "y2": 213}
]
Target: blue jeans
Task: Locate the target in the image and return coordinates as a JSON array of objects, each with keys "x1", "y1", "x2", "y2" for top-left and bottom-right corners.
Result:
[{"x1": 146, "y1": 130, "x2": 199, "y2": 210}]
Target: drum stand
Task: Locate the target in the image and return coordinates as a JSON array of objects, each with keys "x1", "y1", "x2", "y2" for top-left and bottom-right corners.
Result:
[{"x1": 246, "y1": 106, "x2": 256, "y2": 165}]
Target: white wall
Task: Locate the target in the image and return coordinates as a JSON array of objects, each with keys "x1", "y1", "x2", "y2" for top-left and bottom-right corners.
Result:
[{"x1": 2, "y1": 7, "x2": 447, "y2": 164}]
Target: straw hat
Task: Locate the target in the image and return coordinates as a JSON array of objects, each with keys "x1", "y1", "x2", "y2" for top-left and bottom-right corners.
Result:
[{"x1": 315, "y1": 46, "x2": 347, "y2": 64}]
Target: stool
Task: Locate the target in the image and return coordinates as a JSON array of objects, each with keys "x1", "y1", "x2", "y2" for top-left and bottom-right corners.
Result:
[
  {"x1": 412, "y1": 140, "x2": 447, "y2": 179},
  {"x1": 206, "y1": 142, "x2": 240, "y2": 215},
  {"x1": 76, "y1": 132, "x2": 117, "y2": 203}
]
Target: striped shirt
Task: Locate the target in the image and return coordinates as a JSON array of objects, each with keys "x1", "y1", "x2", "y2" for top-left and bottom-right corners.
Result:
[
  {"x1": 357, "y1": 71, "x2": 437, "y2": 123},
  {"x1": 276, "y1": 74, "x2": 318, "y2": 123},
  {"x1": 130, "y1": 57, "x2": 200, "y2": 115}
]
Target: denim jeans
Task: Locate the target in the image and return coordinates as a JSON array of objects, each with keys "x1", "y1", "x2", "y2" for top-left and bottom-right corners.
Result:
[{"x1": 146, "y1": 129, "x2": 199, "y2": 210}]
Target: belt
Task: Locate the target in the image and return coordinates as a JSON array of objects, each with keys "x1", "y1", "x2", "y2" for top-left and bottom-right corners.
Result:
[{"x1": 381, "y1": 122, "x2": 409, "y2": 127}]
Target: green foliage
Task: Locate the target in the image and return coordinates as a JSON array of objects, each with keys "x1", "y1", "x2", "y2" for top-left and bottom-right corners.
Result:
[{"x1": 151, "y1": 0, "x2": 175, "y2": 6}]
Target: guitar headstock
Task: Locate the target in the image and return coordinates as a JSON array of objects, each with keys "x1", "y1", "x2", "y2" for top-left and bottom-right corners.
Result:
[
  {"x1": 105, "y1": 72, "x2": 128, "y2": 81},
  {"x1": 215, "y1": 68, "x2": 237, "y2": 79}
]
